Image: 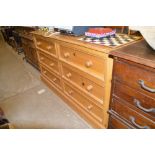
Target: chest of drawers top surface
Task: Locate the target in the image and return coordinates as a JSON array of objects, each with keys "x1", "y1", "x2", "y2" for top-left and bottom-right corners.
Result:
[
  {"x1": 32, "y1": 31, "x2": 110, "y2": 53},
  {"x1": 32, "y1": 31, "x2": 142, "y2": 55},
  {"x1": 110, "y1": 40, "x2": 155, "y2": 68}
]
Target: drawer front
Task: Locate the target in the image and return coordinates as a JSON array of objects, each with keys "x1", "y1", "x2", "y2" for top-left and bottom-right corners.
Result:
[
  {"x1": 38, "y1": 51, "x2": 59, "y2": 74},
  {"x1": 41, "y1": 66, "x2": 62, "y2": 89},
  {"x1": 113, "y1": 81, "x2": 155, "y2": 119},
  {"x1": 36, "y1": 37, "x2": 56, "y2": 56},
  {"x1": 59, "y1": 45, "x2": 105, "y2": 78},
  {"x1": 62, "y1": 64, "x2": 104, "y2": 104},
  {"x1": 62, "y1": 63, "x2": 83, "y2": 87},
  {"x1": 111, "y1": 98, "x2": 155, "y2": 129},
  {"x1": 114, "y1": 59, "x2": 155, "y2": 98},
  {"x1": 109, "y1": 114, "x2": 133, "y2": 129},
  {"x1": 81, "y1": 77, "x2": 104, "y2": 104},
  {"x1": 63, "y1": 81, "x2": 103, "y2": 123}
]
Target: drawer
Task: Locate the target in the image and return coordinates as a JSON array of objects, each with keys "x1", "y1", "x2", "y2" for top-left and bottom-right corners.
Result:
[
  {"x1": 111, "y1": 98, "x2": 155, "y2": 129},
  {"x1": 59, "y1": 45, "x2": 105, "y2": 78},
  {"x1": 114, "y1": 59, "x2": 155, "y2": 98},
  {"x1": 113, "y1": 81, "x2": 155, "y2": 120},
  {"x1": 63, "y1": 81, "x2": 104, "y2": 123},
  {"x1": 62, "y1": 64, "x2": 104, "y2": 104},
  {"x1": 62, "y1": 63, "x2": 83, "y2": 87},
  {"x1": 35, "y1": 36, "x2": 56, "y2": 56},
  {"x1": 108, "y1": 113, "x2": 134, "y2": 129},
  {"x1": 41, "y1": 66, "x2": 62, "y2": 89},
  {"x1": 81, "y1": 77, "x2": 104, "y2": 104},
  {"x1": 38, "y1": 51, "x2": 59, "y2": 74}
]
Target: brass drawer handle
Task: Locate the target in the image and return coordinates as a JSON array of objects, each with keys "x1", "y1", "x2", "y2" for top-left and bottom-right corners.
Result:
[
  {"x1": 37, "y1": 42, "x2": 41, "y2": 46},
  {"x1": 86, "y1": 85, "x2": 93, "y2": 91},
  {"x1": 47, "y1": 46, "x2": 52, "y2": 50},
  {"x1": 129, "y1": 116, "x2": 150, "y2": 129},
  {"x1": 134, "y1": 99, "x2": 155, "y2": 113},
  {"x1": 138, "y1": 80, "x2": 155, "y2": 93},
  {"x1": 66, "y1": 73, "x2": 72, "y2": 78},
  {"x1": 50, "y1": 63, "x2": 54, "y2": 67},
  {"x1": 64, "y1": 52, "x2": 70, "y2": 58},
  {"x1": 68, "y1": 90, "x2": 73, "y2": 95},
  {"x1": 85, "y1": 60, "x2": 93, "y2": 68},
  {"x1": 87, "y1": 105, "x2": 93, "y2": 110},
  {"x1": 52, "y1": 78, "x2": 57, "y2": 82}
]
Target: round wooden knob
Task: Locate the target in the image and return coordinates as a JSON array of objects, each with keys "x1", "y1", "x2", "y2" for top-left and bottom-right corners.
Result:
[
  {"x1": 47, "y1": 46, "x2": 52, "y2": 50},
  {"x1": 50, "y1": 63, "x2": 54, "y2": 67},
  {"x1": 40, "y1": 57, "x2": 44, "y2": 60},
  {"x1": 64, "y1": 52, "x2": 70, "y2": 58},
  {"x1": 68, "y1": 90, "x2": 73, "y2": 95},
  {"x1": 37, "y1": 42, "x2": 41, "y2": 46},
  {"x1": 86, "y1": 85, "x2": 93, "y2": 91},
  {"x1": 87, "y1": 105, "x2": 93, "y2": 110},
  {"x1": 66, "y1": 73, "x2": 72, "y2": 78},
  {"x1": 52, "y1": 78, "x2": 57, "y2": 82},
  {"x1": 85, "y1": 60, "x2": 93, "y2": 68}
]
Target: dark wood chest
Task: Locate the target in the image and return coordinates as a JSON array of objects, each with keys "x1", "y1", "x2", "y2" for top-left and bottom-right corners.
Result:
[{"x1": 109, "y1": 40, "x2": 155, "y2": 129}]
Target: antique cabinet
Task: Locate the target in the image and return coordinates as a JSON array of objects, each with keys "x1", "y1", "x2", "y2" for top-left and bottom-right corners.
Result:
[
  {"x1": 109, "y1": 40, "x2": 155, "y2": 129},
  {"x1": 18, "y1": 27, "x2": 39, "y2": 70}
]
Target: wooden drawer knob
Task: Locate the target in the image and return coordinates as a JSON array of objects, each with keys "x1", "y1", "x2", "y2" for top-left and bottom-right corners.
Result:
[
  {"x1": 68, "y1": 90, "x2": 73, "y2": 95},
  {"x1": 66, "y1": 73, "x2": 72, "y2": 78},
  {"x1": 50, "y1": 63, "x2": 54, "y2": 67},
  {"x1": 43, "y1": 71, "x2": 47, "y2": 74},
  {"x1": 52, "y1": 78, "x2": 57, "y2": 82},
  {"x1": 47, "y1": 46, "x2": 52, "y2": 50},
  {"x1": 37, "y1": 42, "x2": 41, "y2": 46},
  {"x1": 85, "y1": 60, "x2": 93, "y2": 68},
  {"x1": 86, "y1": 85, "x2": 93, "y2": 91},
  {"x1": 87, "y1": 105, "x2": 93, "y2": 110},
  {"x1": 40, "y1": 57, "x2": 44, "y2": 60},
  {"x1": 64, "y1": 52, "x2": 70, "y2": 58}
]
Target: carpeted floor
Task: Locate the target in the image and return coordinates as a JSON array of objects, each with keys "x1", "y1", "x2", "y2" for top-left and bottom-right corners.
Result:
[{"x1": 0, "y1": 32, "x2": 91, "y2": 129}]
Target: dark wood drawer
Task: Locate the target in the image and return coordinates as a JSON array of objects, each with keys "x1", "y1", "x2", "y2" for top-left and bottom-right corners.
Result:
[
  {"x1": 111, "y1": 98, "x2": 155, "y2": 129},
  {"x1": 114, "y1": 59, "x2": 155, "y2": 98},
  {"x1": 113, "y1": 81, "x2": 155, "y2": 120},
  {"x1": 108, "y1": 113, "x2": 134, "y2": 129}
]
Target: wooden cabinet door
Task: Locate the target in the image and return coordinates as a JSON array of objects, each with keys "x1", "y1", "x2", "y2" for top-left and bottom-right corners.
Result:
[
  {"x1": 22, "y1": 43, "x2": 29, "y2": 60},
  {"x1": 29, "y1": 46, "x2": 39, "y2": 67}
]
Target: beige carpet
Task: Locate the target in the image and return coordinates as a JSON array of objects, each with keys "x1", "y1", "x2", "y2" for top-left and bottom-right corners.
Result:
[{"x1": 0, "y1": 32, "x2": 91, "y2": 129}]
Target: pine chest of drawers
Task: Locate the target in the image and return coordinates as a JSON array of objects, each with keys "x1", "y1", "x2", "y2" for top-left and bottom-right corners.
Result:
[
  {"x1": 109, "y1": 40, "x2": 155, "y2": 129},
  {"x1": 32, "y1": 32, "x2": 137, "y2": 128}
]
